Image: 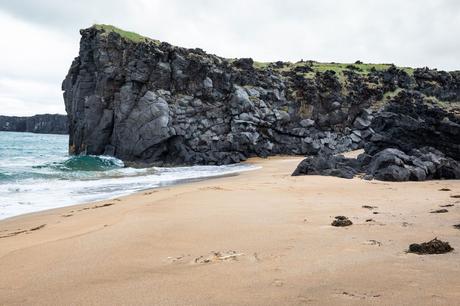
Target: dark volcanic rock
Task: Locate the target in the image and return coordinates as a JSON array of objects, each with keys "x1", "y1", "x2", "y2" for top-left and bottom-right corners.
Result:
[
  {"x1": 63, "y1": 26, "x2": 460, "y2": 167},
  {"x1": 365, "y1": 91, "x2": 460, "y2": 161},
  {"x1": 63, "y1": 26, "x2": 376, "y2": 165},
  {"x1": 430, "y1": 209, "x2": 449, "y2": 214},
  {"x1": 292, "y1": 91, "x2": 460, "y2": 181},
  {"x1": 331, "y1": 216, "x2": 353, "y2": 227},
  {"x1": 0, "y1": 114, "x2": 68, "y2": 135},
  {"x1": 408, "y1": 238, "x2": 453, "y2": 255},
  {"x1": 292, "y1": 153, "x2": 359, "y2": 179}
]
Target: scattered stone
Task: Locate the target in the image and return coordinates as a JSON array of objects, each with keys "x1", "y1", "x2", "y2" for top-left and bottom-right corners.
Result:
[
  {"x1": 440, "y1": 204, "x2": 454, "y2": 208},
  {"x1": 331, "y1": 216, "x2": 353, "y2": 227},
  {"x1": 453, "y1": 224, "x2": 460, "y2": 230},
  {"x1": 451, "y1": 195, "x2": 460, "y2": 199},
  {"x1": 30, "y1": 224, "x2": 46, "y2": 231},
  {"x1": 430, "y1": 209, "x2": 449, "y2": 214},
  {"x1": 439, "y1": 188, "x2": 451, "y2": 191},
  {"x1": 408, "y1": 238, "x2": 453, "y2": 254},
  {"x1": 362, "y1": 205, "x2": 377, "y2": 210},
  {"x1": 373, "y1": 211, "x2": 380, "y2": 215},
  {"x1": 365, "y1": 218, "x2": 374, "y2": 222}
]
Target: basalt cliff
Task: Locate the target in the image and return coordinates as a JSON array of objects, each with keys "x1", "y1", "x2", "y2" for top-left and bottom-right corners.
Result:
[
  {"x1": 63, "y1": 25, "x2": 460, "y2": 169},
  {"x1": 0, "y1": 114, "x2": 68, "y2": 135}
]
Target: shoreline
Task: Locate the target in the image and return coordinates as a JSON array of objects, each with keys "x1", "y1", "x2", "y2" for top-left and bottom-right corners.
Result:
[
  {"x1": 1, "y1": 155, "x2": 459, "y2": 305},
  {"x1": 0, "y1": 160, "x2": 258, "y2": 221}
]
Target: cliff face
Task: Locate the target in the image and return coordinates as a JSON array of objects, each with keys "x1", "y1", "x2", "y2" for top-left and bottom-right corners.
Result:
[
  {"x1": 63, "y1": 25, "x2": 460, "y2": 165},
  {"x1": 0, "y1": 114, "x2": 68, "y2": 135}
]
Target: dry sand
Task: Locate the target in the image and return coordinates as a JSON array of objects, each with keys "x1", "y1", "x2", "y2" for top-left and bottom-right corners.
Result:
[{"x1": 1, "y1": 155, "x2": 460, "y2": 305}]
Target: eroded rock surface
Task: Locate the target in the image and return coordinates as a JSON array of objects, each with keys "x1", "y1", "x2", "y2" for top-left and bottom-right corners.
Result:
[{"x1": 293, "y1": 91, "x2": 460, "y2": 181}]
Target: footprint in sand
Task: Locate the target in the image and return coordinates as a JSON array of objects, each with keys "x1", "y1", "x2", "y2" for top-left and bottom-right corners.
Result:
[
  {"x1": 166, "y1": 254, "x2": 191, "y2": 263},
  {"x1": 297, "y1": 296, "x2": 316, "y2": 304},
  {"x1": 0, "y1": 224, "x2": 46, "y2": 239},
  {"x1": 271, "y1": 279, "x2": 285, "y2": 287},
  {"x1": 362, "y1": 240, "x2": 382, "y2": 246},
  {"x1": 250, "y1": 252, "x2": 261, "y2": 263},
  {"x1": 94, "y1": 203, "x2": 114, "y2": 209},
  {"x1": 193, "y1": 251, "x2": 244, "y2": 264},
  {"x1": 199, "y1": 186, "x2": 231, "y2": 191},
  {"x1": 336, "y1": 291, "x2": 381, "y2": 300}
]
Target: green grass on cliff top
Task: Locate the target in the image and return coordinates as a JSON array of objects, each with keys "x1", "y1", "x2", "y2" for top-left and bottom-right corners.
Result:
[
  {"x1": 93, "y1": 24, "x2": 160, "y2": 44},
  {"x1": 253, "y1": 60, "x2": 414, "y2": 76},
  {"x1": 92, "y1": 24, "x2": 415, "y2": 77}
]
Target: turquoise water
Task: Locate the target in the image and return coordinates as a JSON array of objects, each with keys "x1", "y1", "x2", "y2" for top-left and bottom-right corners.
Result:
[{"x1": 0, "y1": 131, "x2": 257, "y2": 220}]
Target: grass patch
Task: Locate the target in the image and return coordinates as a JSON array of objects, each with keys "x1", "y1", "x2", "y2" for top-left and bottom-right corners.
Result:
[
  {"x1": 253, "y1": 60, "x2": 414, "y2": 77},
  {"x1": 253, "y1": 61, "x2": 271, "y2": 69},
  {"x1": 93, "y1": 24, "x2": 160, "y2": 45}
]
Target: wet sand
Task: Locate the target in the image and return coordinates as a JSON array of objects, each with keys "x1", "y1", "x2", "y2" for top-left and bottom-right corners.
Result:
[{"x1": 1, "y1": 155, "x2": 459, "y2": 305}]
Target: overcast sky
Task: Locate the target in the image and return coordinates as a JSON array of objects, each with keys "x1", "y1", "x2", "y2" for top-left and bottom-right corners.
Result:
[{"x1": 0, "y1": 0, "x2": 459, "y2": 116}]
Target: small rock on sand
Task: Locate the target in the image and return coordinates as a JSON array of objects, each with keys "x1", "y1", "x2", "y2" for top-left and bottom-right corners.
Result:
[
  {"x1": 331, "y1": 216, "x2": 353, "y2": 227},
  {"x1": 430, "y1": 209, "x2": 449, "y2": 213},
  {"x1": 408, "y1": 238, "x2": 453, "y2": 255}
]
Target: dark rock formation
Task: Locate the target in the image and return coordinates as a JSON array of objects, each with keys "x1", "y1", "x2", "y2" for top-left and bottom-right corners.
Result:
[
  {"x1": 408, "y1": 238, "x2": 453, "y2": 255},
  {"x1": 293, "y1": 90, "x2": 460, "y2": 181},
  {"x1": 0, "y1": 114, "x2": 68, "y2": 135},
  {"x1": 63, "y1": 25, "x2": 460, "y2": 166},
  {"x1": 365, "y1": 91, "x2": 460, "y2": 161},
  {"x1": 292, "y1": 153, "x2": 359, "y2": 179},
  {"x1": 331, "y1": 216, "x2": 353, "y2": 227}
]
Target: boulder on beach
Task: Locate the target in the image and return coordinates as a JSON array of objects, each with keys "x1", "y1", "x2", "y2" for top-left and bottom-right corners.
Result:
[
  {"x1": 331, "y1": 216, "x2": 353, "y2": 227},
  {"x1": 408, "y1": 238, "x2": 453, "y2": 255}
]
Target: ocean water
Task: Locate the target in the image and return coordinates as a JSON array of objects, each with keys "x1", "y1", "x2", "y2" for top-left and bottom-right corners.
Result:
[{"x1": 0, "y1": 131, "x2": 257, "y2": 220}]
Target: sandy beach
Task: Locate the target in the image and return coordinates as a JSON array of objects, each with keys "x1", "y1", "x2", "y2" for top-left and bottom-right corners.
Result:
[{"x1": 1, "y1": 155, "x2": 459, "y2": 305}]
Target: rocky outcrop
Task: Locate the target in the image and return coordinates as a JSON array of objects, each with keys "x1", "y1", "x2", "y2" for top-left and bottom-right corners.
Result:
[
  {"x1": 293, "y1": 91, "x2": 460, "y2": 181},
  {"x1": 63, "y1": 25, "x2": 460, "y2": 166},
  {"x1": 0, "y1": 114, "x2": 68, "y2": 135}
]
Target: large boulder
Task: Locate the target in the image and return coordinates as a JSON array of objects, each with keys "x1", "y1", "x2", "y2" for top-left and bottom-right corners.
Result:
[{"x1": 292, "y1": 153, "x2": 360, "y2": 179}]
